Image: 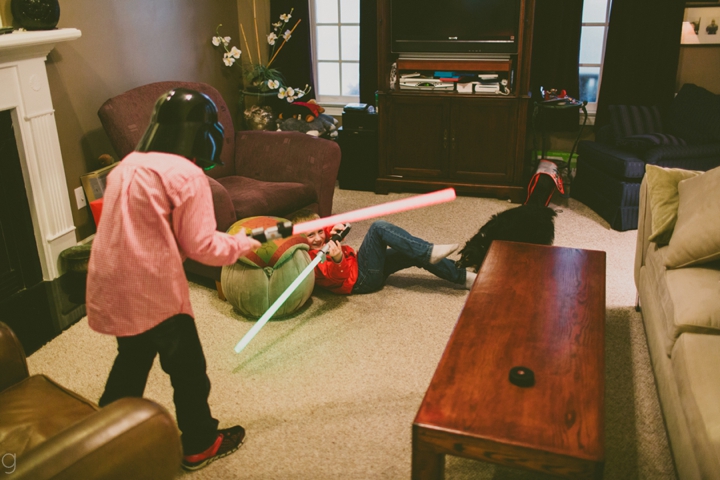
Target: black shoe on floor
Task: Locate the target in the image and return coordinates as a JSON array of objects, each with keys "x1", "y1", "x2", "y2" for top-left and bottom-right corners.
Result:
[{"x1": 181, "y1": 425, "x2": 246, "y2": 471}]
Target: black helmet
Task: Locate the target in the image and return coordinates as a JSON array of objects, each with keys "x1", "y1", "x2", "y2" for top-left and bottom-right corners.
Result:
[{"x1": 136, "y1": 88, "x2": 225, "y2": 170}]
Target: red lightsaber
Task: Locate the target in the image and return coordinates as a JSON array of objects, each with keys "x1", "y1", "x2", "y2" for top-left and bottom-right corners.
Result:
[{"x1": 246, "y1": 188, "x2": 457, "y2": 242}]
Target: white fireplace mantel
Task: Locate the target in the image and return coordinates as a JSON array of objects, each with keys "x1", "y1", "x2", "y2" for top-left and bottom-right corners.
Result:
[{"x1": 0, "y1": 28, "x2": 82, "y2": 281}]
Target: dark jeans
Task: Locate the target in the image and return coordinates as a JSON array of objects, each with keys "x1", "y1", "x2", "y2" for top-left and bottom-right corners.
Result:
[
  {"x1": 352, "y1": 220, "x2": 466, "y2": 294},
  {"x1": 99, "y1": 314, "x2": 219, "y2": 455}
]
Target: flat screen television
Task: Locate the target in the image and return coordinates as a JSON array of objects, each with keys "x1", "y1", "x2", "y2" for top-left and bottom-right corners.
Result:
[{"x1": 391, "y1": 0, "x2": 522, "y2": 55}]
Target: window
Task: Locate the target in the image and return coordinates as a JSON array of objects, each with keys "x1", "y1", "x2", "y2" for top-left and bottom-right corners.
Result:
[
  {"x1": 579, "y1": 0, "x2": 612, "y2": 118},
  {"x1": 310, "y1": 0, "x2": 360, "y2": 106}
]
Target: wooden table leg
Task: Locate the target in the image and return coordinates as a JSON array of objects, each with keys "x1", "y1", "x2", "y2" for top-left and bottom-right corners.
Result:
[{"x1": 412, "y1": 438, "x2": 444, "y2": 480}]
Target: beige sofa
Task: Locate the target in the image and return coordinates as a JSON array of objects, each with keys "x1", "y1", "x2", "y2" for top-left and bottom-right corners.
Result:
[{"x1": 634, "y1": 165, "x2": 720, "y2": 479}]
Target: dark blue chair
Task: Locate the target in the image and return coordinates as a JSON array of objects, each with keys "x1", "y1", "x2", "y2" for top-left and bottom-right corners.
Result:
[{"x1": 572, "y1": 83, "x2": 720, "y2": 231}]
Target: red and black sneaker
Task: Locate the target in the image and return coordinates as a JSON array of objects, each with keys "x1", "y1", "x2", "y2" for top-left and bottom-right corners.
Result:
[{"x1": 181, "y1": 425, "x2": 246, "y2": 471}]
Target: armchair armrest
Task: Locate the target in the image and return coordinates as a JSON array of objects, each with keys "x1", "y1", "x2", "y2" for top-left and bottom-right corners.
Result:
[
  {"x1": 207, "y1": 176, "x2": 237, "y2": 232},
  {"x1": 13, "y1": 397, "x2": 182, "y2": 480},
  {"x1": 234, "y1": 130, "x2": 341, "y2": 217},
  {"x1": 0, "y1": 322, "x2": 29, "y2": 392},
  {"x1": 642, "y1": 142, "x2": 720, "y2": 169},
  {"x1": 577, "y1": 140, "x2": 646, "y2": 180}
]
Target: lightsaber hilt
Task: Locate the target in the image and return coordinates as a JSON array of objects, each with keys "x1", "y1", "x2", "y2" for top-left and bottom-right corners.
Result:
[
  {"x1": 321, "y1": 223, "x2": 352, "y2": 255},
  {"x1": 247, "y1": 221, "x2": 294, "y2": 243},
  {"x1": 318, "y1": 224, "x2": 351, "y2": 262}
]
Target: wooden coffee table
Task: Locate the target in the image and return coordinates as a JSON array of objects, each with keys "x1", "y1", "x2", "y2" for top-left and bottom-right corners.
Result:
[{"x1": 412, "y1": 241, "x2": 606, "y2": 479}]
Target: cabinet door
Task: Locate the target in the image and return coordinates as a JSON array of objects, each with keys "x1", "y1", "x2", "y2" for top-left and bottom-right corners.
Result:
[
  {"x1": 450, "y1": 98, "x2": 519, "y2": 184},
  {"x1": 385, "y1": 96, "x2": 449, "y2": 179}
]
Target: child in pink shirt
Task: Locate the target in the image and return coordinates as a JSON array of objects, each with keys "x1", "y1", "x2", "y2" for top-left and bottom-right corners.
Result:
[{"x1": 87, "y1": 88, "x2": 260, "y2": 471}]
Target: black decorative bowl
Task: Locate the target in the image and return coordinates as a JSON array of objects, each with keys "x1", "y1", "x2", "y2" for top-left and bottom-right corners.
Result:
[{"x1": 11, "y1": 0, "x2": 60, "y2": 31}]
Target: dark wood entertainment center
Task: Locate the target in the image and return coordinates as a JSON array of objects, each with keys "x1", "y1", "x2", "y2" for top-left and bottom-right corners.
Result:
[{"x1": 375, "y1": 0, "x2": 536, "y2": 202}]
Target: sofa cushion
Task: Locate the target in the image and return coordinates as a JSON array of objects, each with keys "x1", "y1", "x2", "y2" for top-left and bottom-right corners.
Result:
[
  {"x1": 666, "y1": 262, "x2": 720, "y2": 341},
  {"x1": 644, "y1": 165, "x2": 702, "y2": 245},
  {"x1": 671, "y1": 333, "x2": 720, "y2": 477},
  {"x1": 217, "y1": 176, "x2": 318, "y2": 220},
  {"x1": 644, "y1": 246, "x2": 720, "y2": 356},
  {"x1": 667, "y1": 83, "x2": 720, "y2": 145},
  {"x1": 665, "y1": 166, "x2": 720, "y2": 268}
]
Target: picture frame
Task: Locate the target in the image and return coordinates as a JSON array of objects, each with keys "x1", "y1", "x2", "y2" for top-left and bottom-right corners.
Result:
[{"x1": 682, "y1": 6, "x2": 720, "y2": 44}]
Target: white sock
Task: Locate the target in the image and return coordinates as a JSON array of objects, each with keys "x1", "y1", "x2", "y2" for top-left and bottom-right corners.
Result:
[
  {"x1": 429, "y1": 244, "x2": 459, "y2": 264},
  {"x1": 465, "y1": 270, "x2": 477, "y2": 290}
]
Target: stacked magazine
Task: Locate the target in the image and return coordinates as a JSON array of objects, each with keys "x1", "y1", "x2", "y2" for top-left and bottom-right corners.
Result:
[
  {"x1": 399, "y1": 74, "x2": 454, "y2": 91},
  {"x1": 399, "y1": 73, "x2": 501, "y2": 94}
]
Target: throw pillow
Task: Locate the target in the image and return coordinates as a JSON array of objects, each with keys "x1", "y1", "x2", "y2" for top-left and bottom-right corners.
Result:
[
  {"x1": 667, "y1": 83, "x2": 720, "y2": 145},
  {"x1": 664, "y1": 166, "x2": 720, "y2": 268},
  {"x1": 644, "y1": 165, "x2": 702, "y2": 245}
]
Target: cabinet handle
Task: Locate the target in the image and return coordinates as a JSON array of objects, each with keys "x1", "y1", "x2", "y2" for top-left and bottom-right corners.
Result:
[
  {"x1": 451, "y1": 135, "x2": 456, "y2": 150},
  {"x1": 443, "y1": 130, "x2": 448, "y2": 150}
]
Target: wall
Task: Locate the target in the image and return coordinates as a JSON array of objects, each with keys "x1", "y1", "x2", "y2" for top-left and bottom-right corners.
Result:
[
  {"x1": 0, "y1": 0, "x2": 244, "y2": 240},
  {"x1": 677, "y1": 47, "x2": 720, "y2": 94}
]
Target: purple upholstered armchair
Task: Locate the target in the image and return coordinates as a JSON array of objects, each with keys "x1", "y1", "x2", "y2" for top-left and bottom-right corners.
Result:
[{"x1": 97, "y1": 81, "x2": 341, "y2": 289}]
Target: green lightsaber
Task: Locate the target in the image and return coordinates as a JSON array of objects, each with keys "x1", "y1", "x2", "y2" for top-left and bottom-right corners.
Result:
[{"x1": 234, "y1": 224, "x2": 351, "y2": 354}]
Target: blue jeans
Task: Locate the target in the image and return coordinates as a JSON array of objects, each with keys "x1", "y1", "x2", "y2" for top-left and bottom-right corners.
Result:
[{"x1": 351, "y1": 220, "x2": 466, "y2": 294}]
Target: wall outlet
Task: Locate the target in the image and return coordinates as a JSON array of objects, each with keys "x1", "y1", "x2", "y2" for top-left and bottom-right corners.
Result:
[{"x1": 74, "y1": 186, "x2": 87, "y2": 209}]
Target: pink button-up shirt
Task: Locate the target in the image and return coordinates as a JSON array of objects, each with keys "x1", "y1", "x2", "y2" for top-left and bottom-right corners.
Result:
[{"x1": 87, "y1": 152, "x2": 254, "y2": 336}]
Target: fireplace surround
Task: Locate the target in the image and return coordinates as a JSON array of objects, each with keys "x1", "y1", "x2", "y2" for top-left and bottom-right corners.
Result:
[{"x1": 0, "y1": 28, "x2": 83, "y2": 352}]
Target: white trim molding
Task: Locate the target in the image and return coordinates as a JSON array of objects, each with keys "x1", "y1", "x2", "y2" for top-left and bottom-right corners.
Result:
[{"x1": 0, "y1": 28, "x2": 82, "y2": 280}]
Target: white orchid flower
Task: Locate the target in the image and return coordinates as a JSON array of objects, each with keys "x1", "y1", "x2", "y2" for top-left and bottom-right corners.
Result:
[
  {"x1": 223, "y1": 53, "x2": 235, "y2": 66},
  {"x1": 283, "y1": 30, "x2": 292, "y2": 41},
  {"x1": 285, "y1": 87, "x2": 296, "y2": 102},
  {"x1": 278, "y1": 87, "x2": 288, "y2": 99},
  {"x1": 230, "y1": 46, "x2": 241, "y2": 58},
  {"x1": 212, "y1": 36, "x2": 222, "y2": 46},
  {"x1": 268, "y1": 79, "x2": 280, "y2": 90},
  {"x1": 223, "y1": 36, "x2": 231, "y2": 45},
  {"x1": 280, "y1": 13, "x2": 292, "y2": 22},
  {"x1": 267, "y1": 32, "x2": 277, "y2": 45},
  {"x1": 273, "y1": 21, "x2": 283, "y2": 28}
]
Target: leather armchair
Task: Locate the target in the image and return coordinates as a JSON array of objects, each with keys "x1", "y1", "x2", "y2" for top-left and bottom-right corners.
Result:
[
  {"x1": 0, "y1": 322, "x2": 182, "y2": 479},
  {"x1": 97, "y1": 81, "x2": 342, "y2": 285}
]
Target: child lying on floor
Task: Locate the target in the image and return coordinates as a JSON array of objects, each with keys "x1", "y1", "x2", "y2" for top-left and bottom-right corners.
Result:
[{"x1": 291, "y1": 210, "x2": 476, "y2": 294}]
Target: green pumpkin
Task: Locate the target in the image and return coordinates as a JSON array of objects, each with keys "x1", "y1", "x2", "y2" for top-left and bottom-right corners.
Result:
[{"x1": 221, "y1": 216, "x2": 314, "y2": 319}]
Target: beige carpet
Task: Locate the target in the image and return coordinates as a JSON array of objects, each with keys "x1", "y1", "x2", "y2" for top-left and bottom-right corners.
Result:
[{"x1": 28, "y1": 188, "x2": 677, "y2": 479}]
